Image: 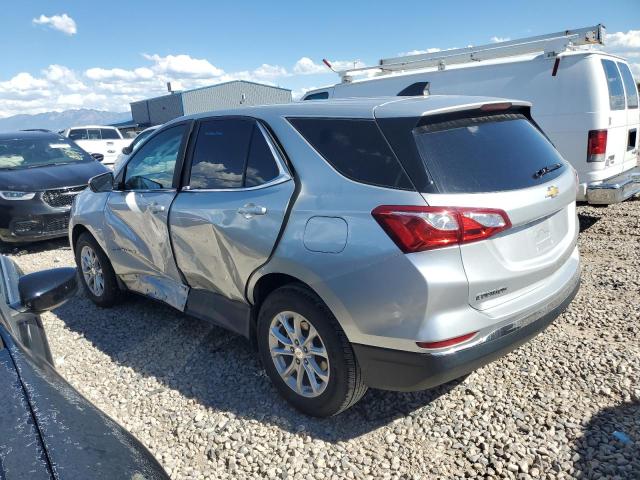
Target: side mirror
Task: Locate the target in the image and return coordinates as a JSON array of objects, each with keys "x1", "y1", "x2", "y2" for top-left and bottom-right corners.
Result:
[
  {"x1": 122, "y1": 146, "x2": 132, "y2": 155},
  {"x1": 18, "y1": 267, "x2": 78, "y2": 314},
  {"x1": 89, "y1": 172, "x2": 114, "y2": 193}
]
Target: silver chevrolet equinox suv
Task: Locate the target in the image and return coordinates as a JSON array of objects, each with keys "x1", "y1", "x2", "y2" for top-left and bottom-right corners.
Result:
[{"x1": 70, "y1": 96, "x2": 580, "y2": 417}]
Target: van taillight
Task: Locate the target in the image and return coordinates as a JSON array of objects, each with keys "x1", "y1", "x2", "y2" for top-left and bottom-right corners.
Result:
[
  {"x1": 587, "y1": 129, "x2": 607, "y2": 162},
  {"x1": 372, "y1": 205, "x2": 511, "y2": 253}
]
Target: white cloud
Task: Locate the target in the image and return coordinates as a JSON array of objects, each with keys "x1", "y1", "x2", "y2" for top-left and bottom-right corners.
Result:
[
  {"x1": 32, "y1": 13, "x2": 77, "y2": 36},
  {"x1": 0, "y1": 52, "x2": 341, "y2": 117},
  {"x1": 490, "y1": 36, "x2": 510, "y2": 43},
  {"x1": 326, "y1": 59, "x2": 366, "y2": 71},
  {"x1": 607, "y1": 30, "x2": 640, "y2": 49},
  {"x1": 293, "y1": 57, "x2": 366, "y2": 74},
  {"x1": 401, "y1": 47, "x2": 442, "y2": 56},
  {"x1": 85, "y1": 67, "x2": 151, "y2": 81},
  {"x1": 293, "y1": 57, "x2": 327, "y2": 75},
  {"x1": 143, "y1": 53, "x2": 224, "y2": 78},
  {"x1": 603, "y1": 30, "x2": 640, "y2": 81},
  {"x1": 252, "y1": 63, "x2": 289, "y2": 79},
  {"x1": 0, "y1": 72, "x2": 48, "y2": 92},
  {"x1": 43, "y1": 65, "x2": 87, "y2": 92}
]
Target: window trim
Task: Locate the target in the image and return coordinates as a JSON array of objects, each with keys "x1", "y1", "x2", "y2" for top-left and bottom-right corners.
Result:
[
  {"x1": 117, "y1": 121, "x2": 193, "y2": 193},
  {"x1": 180, "y1": 116, "x2": 291, "y2": 193}
]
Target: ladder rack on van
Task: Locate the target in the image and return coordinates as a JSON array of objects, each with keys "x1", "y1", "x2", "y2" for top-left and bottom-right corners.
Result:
[{"x1": 337, "y1": 24, "x2": 606, "y2": 82}]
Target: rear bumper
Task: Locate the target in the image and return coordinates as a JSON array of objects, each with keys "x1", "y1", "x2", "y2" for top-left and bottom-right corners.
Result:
[
  {"x1": 585, "y1": 166, "x2": 640, "y2": 204},
  {"x1": 352, "y1": 274, "x2": 580, "y2": 392}
]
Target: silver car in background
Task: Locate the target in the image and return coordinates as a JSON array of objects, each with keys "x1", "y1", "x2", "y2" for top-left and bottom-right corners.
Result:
[{"x1": 69, "y1": 96, "x2": 580, "y2": 416}]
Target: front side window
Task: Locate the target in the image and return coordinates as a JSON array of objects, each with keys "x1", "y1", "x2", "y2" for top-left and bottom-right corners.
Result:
[
  {"x1": 617, "y1": 62, "x2": 639, "y2": 109},
  {"x1": 68, "y1": 129, "x2": 87, "y2": 140},
  {"x1": 124, "y1": 125, "x2": 186, "y2": 190},
  {"x1": 602, "y1": 59, "x2": 626, "y2": 110}
]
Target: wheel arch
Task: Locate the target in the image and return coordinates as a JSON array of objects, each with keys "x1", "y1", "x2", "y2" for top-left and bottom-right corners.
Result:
[
  {"x1": 248, "y1": 269, "x2": 354, "y2": 348},
  {"x1": 71, "y1": 224, "x2": 91, "y2": 251}
]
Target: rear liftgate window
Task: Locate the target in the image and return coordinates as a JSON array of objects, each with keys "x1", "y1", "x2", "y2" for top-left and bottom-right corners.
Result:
[
  {"x1": 412, "y1": 114, "x2": 567, "y2": 193},
  {"x1": 288, "y1": 118, "x2": 413, "y2": 190}
]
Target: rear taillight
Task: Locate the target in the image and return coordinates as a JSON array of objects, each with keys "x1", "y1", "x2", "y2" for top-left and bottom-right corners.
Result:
[
  {"x1": 372, "y1": 205, "x2": 511, "y2": 253},
  {"x1": 587, "y1": 129, "x2": 607, "y2": 162}
]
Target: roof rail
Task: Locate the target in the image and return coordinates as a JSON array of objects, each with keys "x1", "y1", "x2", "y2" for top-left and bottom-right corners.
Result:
[{"x1": 338, "y1": 24, "x2": 605, "y2": 83}]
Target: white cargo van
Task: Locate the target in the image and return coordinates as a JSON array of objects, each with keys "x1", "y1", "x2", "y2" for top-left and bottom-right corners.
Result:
[{"x1": 304, "y1": 25, "x2": 640, "y2": 204}]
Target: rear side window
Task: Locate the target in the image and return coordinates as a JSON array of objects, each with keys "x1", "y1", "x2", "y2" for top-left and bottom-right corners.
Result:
[
  {"x1": 100, "y1": 128, "x2": 120, "y2": 139},
  {"x1": 245, "y1": 126, "x2": 280, "y2": 187},
  {"x1": 87, "y1": 129, "x2": 101, "y2": 140},
  {"x1": 617, "y1": 62, "x2": 639, "y2": 109},
  {"x1": 288, "y1": 118, "x2": 413, "y2": 190},
  {"x1": 602, "y1": 59, "x2": 626, "y2": 110},
  {"x1": 412, "y1": 114, "x2": 567, "y2": 193}
]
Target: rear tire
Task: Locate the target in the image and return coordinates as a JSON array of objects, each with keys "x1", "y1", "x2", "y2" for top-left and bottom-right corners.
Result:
[
  {"x1": 74, "y1": 232, "x2": 122, "y2": 307},
  {"x1": 257, "y1": 284, "x2": 367, "y2": 417}
]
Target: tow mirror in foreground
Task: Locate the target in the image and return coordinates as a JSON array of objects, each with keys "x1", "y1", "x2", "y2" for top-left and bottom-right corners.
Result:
[
  {"x1": 122, "y1": 145, "x2": 132, "y2": 155},
  {"x1": 89, "y1": 172, "x2": 114, "y2": 193},
  {"x1": 18, "y1": 267, "x2": 78, "y2": 313}
]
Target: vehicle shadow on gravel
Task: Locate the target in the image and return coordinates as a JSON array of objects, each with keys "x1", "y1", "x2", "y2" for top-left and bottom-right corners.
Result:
[
  {"x1": 52, "y1": 292, "x2": 461, "y2": 442},
  {"x1": 578, "y1": 212, "x2": 601, "y2": 233},
  {"x1": 573, "y1": 401, "x2": 640, "y2": 479},
  {"x1": 0, "y1": 237, "x2": 69, "y2": 256}
]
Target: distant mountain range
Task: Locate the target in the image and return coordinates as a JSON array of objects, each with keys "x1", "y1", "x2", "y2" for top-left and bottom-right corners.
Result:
[{"x1": 0, "y1": 109, "x2": 131, "y2": 133}]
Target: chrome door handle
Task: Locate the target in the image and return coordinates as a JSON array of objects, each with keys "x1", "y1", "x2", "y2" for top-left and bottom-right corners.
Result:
[
  {"x1": 237, "y1": 204, "x2": 267, "y2": 218},
  {"x1": 149, "y1": 202, "x2": 165, "y2": 214}
]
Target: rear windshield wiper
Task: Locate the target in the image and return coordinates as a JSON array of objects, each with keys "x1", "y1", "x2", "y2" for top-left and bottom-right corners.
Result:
[{"x1": 533, "y1": 163, "x2": 562, "y2": 179}]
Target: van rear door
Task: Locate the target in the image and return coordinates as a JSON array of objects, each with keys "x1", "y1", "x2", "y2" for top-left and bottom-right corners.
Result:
[
  {"x1": 616, "y1": 61, "x2": 640, "y2": 171},
  {"x1": 601, "y1": 59, "x2": 638, "y2": 175}
]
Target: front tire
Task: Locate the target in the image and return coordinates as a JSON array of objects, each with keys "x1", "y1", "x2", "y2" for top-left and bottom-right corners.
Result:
[
  {"x1": 75, "y1": 232, "x2": 122, "y2": 307},
  {"x1": 257, "y1": 284, "x2": 367, "y2": 417}
]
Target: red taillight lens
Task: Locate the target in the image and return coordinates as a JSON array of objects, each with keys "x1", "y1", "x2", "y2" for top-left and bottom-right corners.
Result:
[
  {"x1": 416, "y1": 331, "x2": 478, "y2": 349},
  {"x1": 372, "y1": 205, "x2": 511, "y2": 253},
  {"x1": 587, "y1": 129, "x2": 607, "y2": 162}
]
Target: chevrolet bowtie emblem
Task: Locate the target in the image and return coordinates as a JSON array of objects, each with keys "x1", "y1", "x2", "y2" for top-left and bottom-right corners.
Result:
[{"x1": 546, "y1": 186, "x2": 559, "y2": 198}]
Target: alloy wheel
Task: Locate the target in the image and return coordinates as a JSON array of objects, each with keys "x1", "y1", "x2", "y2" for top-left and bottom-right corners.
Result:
[
  {"x1": 80, "y1": 245, "x2": 104, "y2": 297},
  {"x1": 268, "y1": 311, "x2": 330, "y2": 398}
]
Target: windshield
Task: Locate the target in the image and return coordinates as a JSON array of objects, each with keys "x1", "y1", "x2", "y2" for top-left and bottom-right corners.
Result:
[{"x1": 0, "y1": 137, "x2": 92, "y2": 170}]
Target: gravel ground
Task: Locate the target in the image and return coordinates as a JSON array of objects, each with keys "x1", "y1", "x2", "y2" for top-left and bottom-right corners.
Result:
[{"x1": 5, "y1": 200, "x2": 640, "y2": 479}]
